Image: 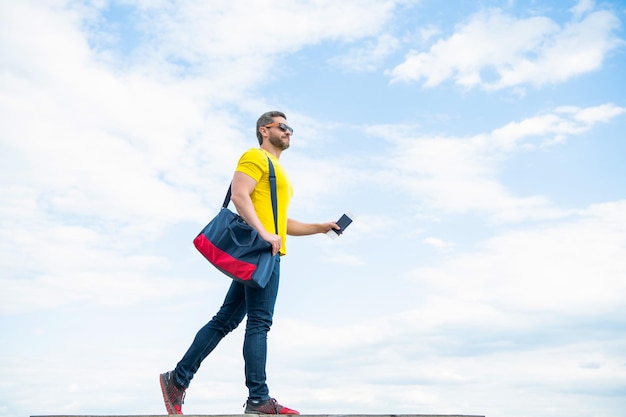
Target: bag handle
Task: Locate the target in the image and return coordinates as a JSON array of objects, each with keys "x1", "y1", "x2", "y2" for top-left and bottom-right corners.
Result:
[{"x1": 222, "y1": 155, "x2": 278, "y2": 234}]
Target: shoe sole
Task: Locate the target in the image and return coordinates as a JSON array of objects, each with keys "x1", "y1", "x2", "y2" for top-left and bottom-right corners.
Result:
[{"x1": 159, "y1": 373, "x2": 181, "y2": 415}]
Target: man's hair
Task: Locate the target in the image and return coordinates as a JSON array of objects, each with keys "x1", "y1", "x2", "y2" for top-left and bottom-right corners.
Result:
[{"x1": 256, "y1": 111, "x2": 287, "y2": 145}]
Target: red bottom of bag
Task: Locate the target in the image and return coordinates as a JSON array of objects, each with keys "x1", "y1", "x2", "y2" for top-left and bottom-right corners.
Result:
[{"x1": 193, "y1": 234, "x2": 256, "y2": 281}]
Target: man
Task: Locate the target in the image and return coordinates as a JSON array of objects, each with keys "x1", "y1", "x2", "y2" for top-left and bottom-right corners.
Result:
[{"x1": 160, "y1": 111, "x2": 339, "y2": 415}]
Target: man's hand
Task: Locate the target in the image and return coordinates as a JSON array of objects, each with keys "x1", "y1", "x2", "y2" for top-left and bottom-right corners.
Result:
[
  {"x1": 260, "y1": 231, "x2": 282, "y2": 256},
  {"x1": 320, "y1": 221, "x2": 340, "y2": 234}
]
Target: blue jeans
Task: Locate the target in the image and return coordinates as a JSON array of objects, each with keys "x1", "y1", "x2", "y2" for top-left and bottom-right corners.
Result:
[{"x1": 174, "y1": 256, "x2": 280, "y2": 401}]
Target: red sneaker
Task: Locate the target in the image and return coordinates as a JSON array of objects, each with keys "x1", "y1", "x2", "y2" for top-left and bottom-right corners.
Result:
[
  {"x1": 159, "y1": 371, "x2": 186, "y2": 414},
  {"x1": 244, "y1": 398, "x2": 300, "y2": 415}
]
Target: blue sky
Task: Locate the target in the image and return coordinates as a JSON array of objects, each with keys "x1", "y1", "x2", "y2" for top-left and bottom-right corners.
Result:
[{"x1": 1, "y1": 1, "x2": 625, "y2": 417}]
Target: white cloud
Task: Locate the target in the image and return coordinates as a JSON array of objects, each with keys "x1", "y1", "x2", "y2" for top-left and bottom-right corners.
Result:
[
  {"x1": 409, "y1": 200, "x2": 626, "y2": 314},
  {"x1": 331, "y1": 34, "x2": 401, "y2": 72},
  {"x1": 571, "y1": 0, "x2": 595, "y2": 20},
  {"x1": 490, "y1": 103, "x2": 626, "y2": 149},
  {"x1": 369, "y1": 104, "x2": 625, "y2": 221},
  {"x1": 0, "y1": 1, "x2": 245, "y2": 221},
  {"x1": 118, "y1": 0, "x2": 403, "y2": 85},
  {"x1": 0, "y1": 204, "x2": 215, "y2": 313},
  {"x1": 388, "y1": 5, "x2": 622, "y2": 90},
  {"x1": 423, "y1": 236, "x2": 454, "y2": 251},
  {"x1": 418, "y1": 24, "x2": 442, "y2": 44}
]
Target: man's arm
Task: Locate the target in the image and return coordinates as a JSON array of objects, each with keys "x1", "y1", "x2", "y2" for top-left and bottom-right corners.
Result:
[
  {"x1": 287, "y1": 218, "x2": 339, "y2": 236},
  {"x1": 230, "y1": 171, "x2": 282, "y2": 255}
]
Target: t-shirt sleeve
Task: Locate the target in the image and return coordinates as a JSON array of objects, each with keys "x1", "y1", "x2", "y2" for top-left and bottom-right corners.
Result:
[{"x1": 236, "y1": 149, "x2": 265, "y2": 182}]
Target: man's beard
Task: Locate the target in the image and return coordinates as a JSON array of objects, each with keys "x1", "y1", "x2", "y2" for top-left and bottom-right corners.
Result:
[{"x1": 269, "y1": 134, "x2": 290, "y2": 150}]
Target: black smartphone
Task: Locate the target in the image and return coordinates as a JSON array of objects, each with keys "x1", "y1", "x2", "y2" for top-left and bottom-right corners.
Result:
[{"x1": 330, "y1": 213, "x2": 353, "y2": 236}]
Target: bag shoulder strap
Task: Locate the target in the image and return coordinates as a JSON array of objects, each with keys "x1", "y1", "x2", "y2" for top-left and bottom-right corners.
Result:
[
  {"x1": 267, "y1": 157, "x2": 278, "y2": 234},
  {"x1": 222, "y1": 155, "x2": 278, "y2": 234}
]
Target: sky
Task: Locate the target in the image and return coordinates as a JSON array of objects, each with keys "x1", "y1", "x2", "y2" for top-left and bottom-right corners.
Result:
[{"x1": 1, "y1": 1, "x2": 625, "y2": 417}]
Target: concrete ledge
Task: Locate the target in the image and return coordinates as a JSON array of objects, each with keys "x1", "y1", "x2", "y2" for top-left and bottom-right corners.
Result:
[{"x1": 32, "y1": 414, "x2": 485, "y2": 417}]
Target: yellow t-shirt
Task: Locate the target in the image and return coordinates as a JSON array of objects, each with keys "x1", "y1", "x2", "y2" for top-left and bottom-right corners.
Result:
[{"x1": 235, "y1": 148, "x2": 293, "y2": 256}]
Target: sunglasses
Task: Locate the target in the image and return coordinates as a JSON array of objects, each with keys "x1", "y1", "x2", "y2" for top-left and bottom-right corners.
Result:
[{"x1": 263, "y1": 122, "x2": 294, "y2": 135}]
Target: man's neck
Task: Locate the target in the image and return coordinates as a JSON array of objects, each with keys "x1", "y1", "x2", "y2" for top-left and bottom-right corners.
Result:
[{"x1": 260, "y1": 144, "x2": 281, "y2": 159}]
